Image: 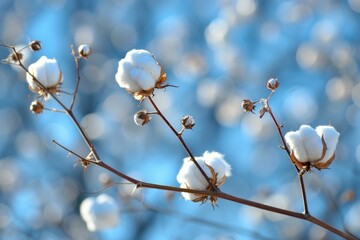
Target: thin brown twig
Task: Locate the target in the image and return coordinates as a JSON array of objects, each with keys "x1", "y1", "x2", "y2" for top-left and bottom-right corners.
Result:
[
  {"x1": 264, "y1": 91, "x2": 309, "y2": 215},
  {"x1": 69, "y1": 45, "x2": 81, "y2": 111}
]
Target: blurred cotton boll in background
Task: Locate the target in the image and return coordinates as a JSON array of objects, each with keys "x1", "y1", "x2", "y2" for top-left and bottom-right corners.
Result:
[{"x1": 80, "y1": 194, "x2": 120, "y2": 232}]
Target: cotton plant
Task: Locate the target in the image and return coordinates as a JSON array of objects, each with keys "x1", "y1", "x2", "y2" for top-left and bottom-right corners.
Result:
[{"x1": 0, "y1": 41, "x2": 357, "y2": 239}]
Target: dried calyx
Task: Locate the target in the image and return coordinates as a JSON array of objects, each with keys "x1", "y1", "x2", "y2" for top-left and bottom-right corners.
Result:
[{"x1": 29, "y1": 100, "x2": 44, "y2": 114}]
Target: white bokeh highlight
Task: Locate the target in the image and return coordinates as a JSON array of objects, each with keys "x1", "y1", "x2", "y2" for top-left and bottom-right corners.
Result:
[{"x1": 80, "y1": 194, "x2": 120, "y2": 232}]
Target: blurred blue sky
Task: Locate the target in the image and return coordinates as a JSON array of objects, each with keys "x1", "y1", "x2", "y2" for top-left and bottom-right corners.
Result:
[{"x1": 1, "y1": 0, "x2": 360, "y2": 239}]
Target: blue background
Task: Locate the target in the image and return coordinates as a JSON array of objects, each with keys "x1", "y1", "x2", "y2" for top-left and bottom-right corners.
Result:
[{"x1": 0, "y1": 0, "x2": 360, "y2": 239}]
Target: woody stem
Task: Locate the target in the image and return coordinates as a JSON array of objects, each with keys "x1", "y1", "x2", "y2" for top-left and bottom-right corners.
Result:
[
  {"x1": 266, "y1": 100, "x2": 309, "y2": 215},
  {"x1": 148, "y1": 96, "x2": 219, "y2": 192}
]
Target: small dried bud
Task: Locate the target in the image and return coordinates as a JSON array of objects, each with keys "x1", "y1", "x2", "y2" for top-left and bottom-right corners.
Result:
[
  {"x1": 134, "y1": 110, "x2": 151, "y2": 126},
  {"x1": 29, "y1": 40, "x2": 41, "y2": 51},
  {"x1": 267, "y1": 78, "x2": 279, "y2": 91},
  {"x1": 78, "y1": 44, "x2": 92, "y2": 58},
  {"x1": 242, "y1": 99, "x2": 255, "y2": 113},
  {"x1": 30, "y1": 100, "x2": 44, "y2": 114},
  {"x1": 181, "y1": 115, "x2": 195, "y2": 129},
  {"x1": 6, "y1": 52, "x2": 23, "y2": 63}
]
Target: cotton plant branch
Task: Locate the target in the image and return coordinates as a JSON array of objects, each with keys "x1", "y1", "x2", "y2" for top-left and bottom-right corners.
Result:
[
  {"x1": 1, "y1": 43, "x2": 101, "y2": 162},
  {"x1": 54, "y1": 128, "x2": 356, "y2": 239},
  {"x1": 0, "y1": 44, "x2": 357, "y2": 239},
  {"x1": 242, "y1": 80, "x2": 311, "y2": 214}
]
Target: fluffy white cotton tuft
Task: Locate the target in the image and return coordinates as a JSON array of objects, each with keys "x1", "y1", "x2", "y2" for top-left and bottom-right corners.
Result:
[
  {"x1": 298, "y1": 125, "x2": 323, "y2": 161},
  {"x1": 315, "y1": 125, "x2": 340, "y2": 164},
  {"x1": 203, "y1": 151, "x2": 232, "y2": 177},
  {"x1": 177, "y1": 157, "x2": 209, "y2": 190},
  {"x1": 285, "y1": 130, "x2": 308, "y2": 162}
]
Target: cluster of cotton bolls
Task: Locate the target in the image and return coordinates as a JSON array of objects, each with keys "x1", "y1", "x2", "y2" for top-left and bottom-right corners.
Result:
[{"x1": 23, "y1": 43, "x2": 92, "y2": 114}]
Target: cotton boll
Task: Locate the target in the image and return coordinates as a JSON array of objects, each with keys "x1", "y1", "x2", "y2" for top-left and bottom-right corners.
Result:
[
  {"x1": 316, "y1": 125, "x2": 340, "y2": 163},
  {"x1": 298, "y1": 125, "x2": 323, "y2": 161},
  {"x1": 26, "y1": 56, "x2": 63, "y2": 96},
  {"x1": 285, "y1": 130, "x2": 308, "y2": 162},
  {"x1": 285, "y1": 125, "x2": 340, "y2": 172},
  {"x1": 115, "y1": 49, "x2": 165, "y2": 100},
  {"x1": 177, "y1": 151, "x2": 232, "y2": 204},
  {"x1": 80, "y1": 194, "x2": 120, "y2": 232}
]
